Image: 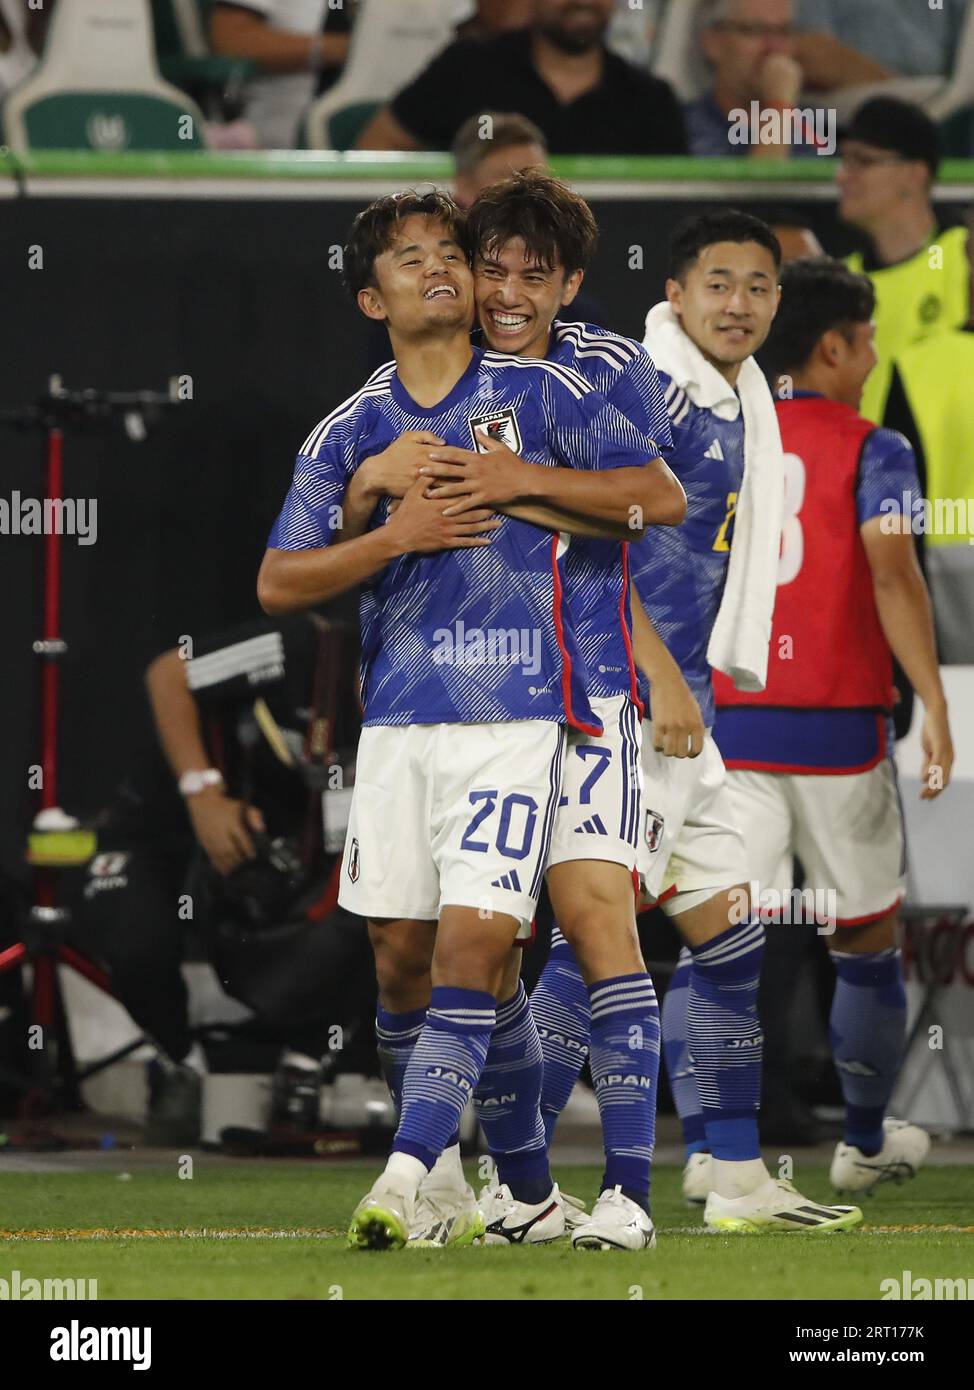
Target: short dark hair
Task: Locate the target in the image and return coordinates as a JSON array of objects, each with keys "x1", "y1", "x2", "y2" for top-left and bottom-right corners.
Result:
[
  {"x1": 342, "y1": 188, "x2": 466, "y2": 300},
  {"x1": 668, "y1": 209, "x2": 782, "y2": 282},
  {"x1": 451, "y1": 111, "x2": 548, "y2": 177},
  {"x1": 761, "y1": 257, "x2": 876, "y2": 378},
  {"x1": 465, "y1": 170, "x2": 598, "y2": 278}
]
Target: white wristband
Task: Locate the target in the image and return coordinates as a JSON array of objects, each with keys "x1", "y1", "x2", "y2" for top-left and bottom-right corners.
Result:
[{"x1": 179, "y1": 768, "x2": 224, "y2": 798}]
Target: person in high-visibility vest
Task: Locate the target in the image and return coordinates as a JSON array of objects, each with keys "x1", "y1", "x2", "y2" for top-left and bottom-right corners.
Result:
[
  {"x1": 838, "y1": 96, "x2": 970, "y2": 424},
  {"x1": 884, "y1": 284, "x2": 974, "y2": 664}
]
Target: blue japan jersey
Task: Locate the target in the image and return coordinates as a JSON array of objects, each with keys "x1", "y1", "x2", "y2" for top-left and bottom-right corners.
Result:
[
  {"x1": 268, "y1": 348, "x2": 656, "y2": 731},
  {"x1": 547, "y1": 323, "x2": 673, "y2": 708},
  {"x1": 629, "y1": 375, "x2": 745, "y2": 728}
]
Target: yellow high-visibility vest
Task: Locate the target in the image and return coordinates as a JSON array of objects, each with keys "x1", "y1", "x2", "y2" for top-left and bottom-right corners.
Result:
[
  {"x1": 895, "y1": 327, "x2": 974, "y2": 547},
  {"x1": 848, "y1": 225, "x2": 969, "y2": 423}
]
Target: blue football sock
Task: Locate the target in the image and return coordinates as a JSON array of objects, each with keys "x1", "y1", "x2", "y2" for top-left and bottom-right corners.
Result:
[
  {"x1": 530, "y1": 924, "x2": 591, "y2": 1144},
  {"x1": 376, "y1": 1005, "x2": 463, "y2": 1151},
  {"x1": 831, "y1": 947, "x2": 906, "y2": 1156},
  {"x1": 375, "y1": 1004, "x2": 426, "y2": 1118},
  {"x1": 661, "y1": 946, "x2": 707, "y2": 1159},
  {"x1": 393, "y1": 987, "x2": 495, "y2": 1171},
  {"x1": 588, "y1": 973, "x2": 660, "y2": 1211},
  {"x1": 475, "y1": 982, "x2": 551, "y2": 1204},
  {"x1": 686, "y1": 920, "x2": 765, "y2": 1162}
]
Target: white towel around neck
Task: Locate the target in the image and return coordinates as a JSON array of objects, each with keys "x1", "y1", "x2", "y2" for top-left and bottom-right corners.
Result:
[{"x1": 643, "y1": 300, "x2": 784, "y2": 692}]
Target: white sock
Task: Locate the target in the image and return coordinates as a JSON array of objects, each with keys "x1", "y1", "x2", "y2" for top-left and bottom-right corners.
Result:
[
  {"x1": 426, "y1": 1142, "x2": 465, "y2": 1190},
  {"x1": 712, "y1": 1156, "x2": 769, "y2": 1199},
  {"x1": 384, "y1": 1152, "x2": 428, "y2": 1195},
  {"x1": 180, "y1": 1043, "x2": 208, "y2": 1077}
]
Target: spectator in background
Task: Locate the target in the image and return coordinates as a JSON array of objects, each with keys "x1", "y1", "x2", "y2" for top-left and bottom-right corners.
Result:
[
  {"x1": 210, "y1": 1, "x2": 351, "y2": 148},
  {"x1": 752, "y1": 205, "x2": 826, "y2": 261},
  {"x1": 355, "y1": 0, "x2": 686, "y2": 155},
  {"x1": 453, "y1": 113, "x2": 607, "y2": 324},
  {"x1": 688, "y1": 0, "x2": 807, "y2": 160},
  {"x1": 838, "y1": 97, "x2": 970, "y2": 424},
  {"x1": 884, "y1": 240, "x2": 974, "y2": 664},
  {"x1": 794, "y1": 0, "x2": 969, "y2": 86},
  {"x1": 451, "y1": 110, "x2": 548, "y2": 207},
  {"x1": 688, "y1": 0, "x2": 893, "y2": 161}
]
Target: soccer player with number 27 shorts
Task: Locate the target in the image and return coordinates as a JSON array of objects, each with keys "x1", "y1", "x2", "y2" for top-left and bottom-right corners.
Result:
[
  {"x1": 713, "y1": 258, "x2": 953, "y2": 1197},
  {"x1": 465, "y1": 205, "x2": 860, "y2": 1235},
  {"x1": 258, "y1": 190, "x2": 685, "y2": 1250}
]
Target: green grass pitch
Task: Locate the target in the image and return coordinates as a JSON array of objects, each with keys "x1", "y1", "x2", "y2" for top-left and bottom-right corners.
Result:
[{"x1": 0, "y1": 1162, "x2": 971, "y2": 1301}]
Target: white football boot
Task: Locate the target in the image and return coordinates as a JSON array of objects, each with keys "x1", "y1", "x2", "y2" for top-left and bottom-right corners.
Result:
[
  {"x1": 570, "y1": 1187, "x2": 656, "y2": 1251},
  {"x1": 682, "y1": 1151, "x2": 714, "y2": 1205},
  {"x1": 347, "y1": 1175, "x2": 416, "y2": 1250},
  {"x1": 479, "y1": 1177, "x2": 565, "y2": 1245},
  {"x1": 406, "y1": 1179, "x2": 485, "y2": 1249},
  {"x1": 831, "y1": 1119, "x2": 931, "y2": 1195},
  {"x1": 705, "y1": 1177, "x2": 863, "y2": 1234}
]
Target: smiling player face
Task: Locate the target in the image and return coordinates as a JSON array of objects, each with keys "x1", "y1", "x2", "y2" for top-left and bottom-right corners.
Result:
[
  {"x1": 475, "y1": 236, "x2": 582, "y2": 359},
  {"x1": 668, "y1": 240, "x2": 781, "y2": 379},
  {"x1": 363, "y1": 214, "x2": 474, "y2": 339}
]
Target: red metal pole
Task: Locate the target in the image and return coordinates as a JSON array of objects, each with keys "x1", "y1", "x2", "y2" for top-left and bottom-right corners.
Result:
[{"x1": 40, "y1": 426, "x2": 63, "y2": 812}]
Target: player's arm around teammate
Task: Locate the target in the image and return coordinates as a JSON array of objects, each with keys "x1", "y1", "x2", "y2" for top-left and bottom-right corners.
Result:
[
  {"x1": 420, "y1": 428, "x2": 685, "y2": 530},
  {"x1": 258, "y1": 472, "x2": 499, "y2": 614}
]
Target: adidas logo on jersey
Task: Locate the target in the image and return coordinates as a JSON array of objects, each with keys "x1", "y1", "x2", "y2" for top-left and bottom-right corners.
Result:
[
  {"x1": 575, "y1": 815, "x2": 607, "y2": 836},
  {"x1": 469, "y1": 408, "x2": 523, "y2": 455},
  {"x1": 704, "y1": 439, "x2": 725, "y2": 460},
  {"x1": 491, "y1": 870, "x2": 522, "y2": 892}
]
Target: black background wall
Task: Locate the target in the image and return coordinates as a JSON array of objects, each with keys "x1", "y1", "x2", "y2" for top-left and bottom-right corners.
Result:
[{"x1": 0, "y1": 189, "x2": 901, "y2": 877}]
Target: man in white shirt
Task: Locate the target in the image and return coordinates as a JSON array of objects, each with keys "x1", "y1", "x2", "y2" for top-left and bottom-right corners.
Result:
[{"x1": 210, "y1": 1, "x2": 350, "y2": 148}]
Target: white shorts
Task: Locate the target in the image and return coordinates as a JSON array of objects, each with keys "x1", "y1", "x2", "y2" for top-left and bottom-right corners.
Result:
[
  {"x1": 637, "y1": 731, "x2": 747, "y2": 915},
  {"x1": 547, "y1": 695, "x2": 642, "y2": 872},
  {"x1": 725, "y1": 759, "x2": 906, "y2": 929},
  {"x1": 338, "y1": 721, "x2": 565, "y2": 936}
]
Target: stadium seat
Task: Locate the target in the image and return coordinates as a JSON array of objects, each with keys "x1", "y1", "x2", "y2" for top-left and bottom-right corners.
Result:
[
  {"x1": 2, "y1": 0, "x2": 205, "y2": 153},
  {"x1": 651, "y1": 0, "x2": 710, "y2": 103},
  {"x1": 0, "y1": 0, "x2": 37, "y2": 98},
  {"x1": 151, "y1": 0, "x2": 255, "y2": 116},
  {"x1": 301, "y1": 0, "x2": 460, "y2": 151}
]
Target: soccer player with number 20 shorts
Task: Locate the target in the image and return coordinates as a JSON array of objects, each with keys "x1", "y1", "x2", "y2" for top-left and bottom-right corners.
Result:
[
  {"x1": 381, "y1": 172, "x2": 677, "y2": 1251},
  {"x1": 258, "y1": 190, "x2": 685, "y2": 1250},
  {"x1": 713, "y1": 258, "x2": 952, "y2": 1196}
]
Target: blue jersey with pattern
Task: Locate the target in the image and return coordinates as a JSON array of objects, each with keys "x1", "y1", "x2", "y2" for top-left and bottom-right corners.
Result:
[
  {"x1": 547, "y1": 322, "x2": 673, "y2": 707},
  {"x1": 629, "y1": 375, "x2": 745, "y2": 728},
  {"x1": 268, "y1": 347, "x2": 657, "y2": 730}
]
